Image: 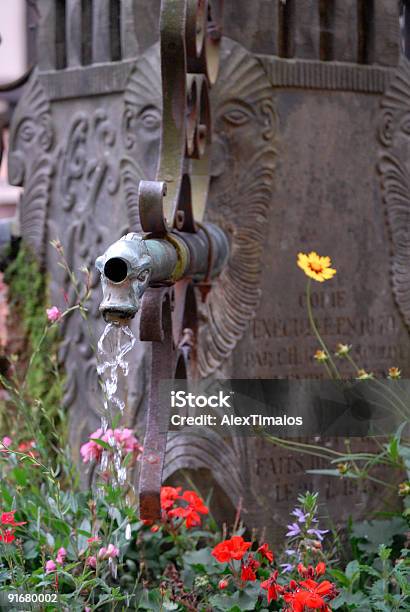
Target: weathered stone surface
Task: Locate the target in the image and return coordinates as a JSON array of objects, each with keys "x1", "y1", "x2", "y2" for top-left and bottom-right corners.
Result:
[
  {"x1": 167, "y1": 2, "x2": 405, "y2": 542},
  {"x1": 9, "y1": 0, "x2": 405, "y2": 540},
  {"x1": 8, "y1": 2, "x2": 162, "y2": 471}
]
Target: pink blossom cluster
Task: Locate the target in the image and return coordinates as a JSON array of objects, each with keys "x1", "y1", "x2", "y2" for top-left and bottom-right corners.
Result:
[
  {"x1": 45, "y1": 547, "x2": 67, "y2": 573},
  {"x1": 86, "y1": 541, "x2": 119, "y2": 569},
  {"x1": 45, "y1": 541, "x2": 119, "y2": 574},
  {"x1": 80, "y1": 428, "x2": 143, "y2": 464},
  {"x1": 46, "y1": 306, "x2": 61, "y2": 323}
]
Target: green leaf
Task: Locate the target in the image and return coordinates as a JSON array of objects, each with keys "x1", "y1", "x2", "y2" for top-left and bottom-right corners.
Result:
[
  {"x1": 183, "y1": 547, "x2": 219, "y2": 573},
  {"x1": 77, "y1": 518, "x2": 91, "y2": 551},
  {"x1": 137, "y1": 588, "x2": 162, "y2": 611},
  {"x1": 47, "y1": 496, "x2": 61, "y2": 518},
  {"x1": 209, "y1": 584, "x2": 260, "y2": 612},
  {"x1": 388, "y1": 437, "x2": 399, "y2": 462},
  {"x1": 91, "y1": 438, "x2": 112, "y2": 451},
  {"x1": 45, "y1": 531, "x2": 55, "y2": 548},
  {"x1": 345, "y1": 560, "x2": 360, "y2": 581},
  {"x1": 23, "y1": 539, "x2": 38, "y2": 560},
  {"x1": 332, "y1": 591, "x2": 368, "y2": 608},
  {"x1": 352, "y1": 518, "x2": 408, "y2": 554},
  {"x1": 307, "y1": 468, "x2": 359, "y2": 478},
  {"x1": 329, "y1": 568, "x2": 350, "y2": 587},
  {"x1": 111, "y1": 412, "x2": 122, "y2": 429},
  {"x1": 50, "y1": 518, "x2": 71, "y2": 537},
  {"x1": 11, "y1": 466, "x2": 28, "y2": 486},
  {"x1": 0, "y1": 483, "x2": 13, "y2": 507}
]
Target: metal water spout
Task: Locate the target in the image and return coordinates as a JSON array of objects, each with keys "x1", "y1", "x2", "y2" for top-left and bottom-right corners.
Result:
[
  {"x1": 94, "y1": 0, "x2": 226, "y2": 521},
  {"x1": 95, "y1": 224, "x2": 229, "y2": 324}
]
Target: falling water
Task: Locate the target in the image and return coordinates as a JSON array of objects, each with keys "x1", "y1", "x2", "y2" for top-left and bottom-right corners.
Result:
[
  {"x1": 96, "y1": 323, "x2": 136, "y2": 488},
  {"x1": 97, "y1": 323, "x2": 136, "y2": 415}
]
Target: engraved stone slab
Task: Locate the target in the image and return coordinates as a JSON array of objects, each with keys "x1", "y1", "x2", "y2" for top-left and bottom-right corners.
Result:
[{"x1": 167, "y1": 17, "x2": 405, "y2": 542}]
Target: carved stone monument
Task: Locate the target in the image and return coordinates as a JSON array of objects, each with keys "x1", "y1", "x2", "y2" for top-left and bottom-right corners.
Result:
[
  {"x1": 8, "y1": 0, "x2": 162, "y2": 466},
  {"x1": 8, "y1": 0, "x2": 406, "y2": 541},
  {"x1": 165, "y1": 1, "x2": 406, "y2": 539}
]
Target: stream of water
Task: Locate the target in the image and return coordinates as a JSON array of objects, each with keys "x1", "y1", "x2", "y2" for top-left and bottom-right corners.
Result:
[
  {"x1": 96, "y1": 323, "x2": 137, "y2": 575},
  {"x1": 96, "y1": 322, "x2": 136, "y2": 486}
]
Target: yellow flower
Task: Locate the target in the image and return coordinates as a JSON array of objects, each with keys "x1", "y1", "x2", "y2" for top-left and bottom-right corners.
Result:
[
  {"x1": 398, "y1": 482, "x2": 410, "y2": 497},
  {"x1": 388, "y1": 367, "x2": 401, "y2": 380},
  {"x1": 337, "y1": 463, "x2": 349, "y2": 475},
  {"x1": 356, "y1": 369, "x2": 374, "y2": 380},
  {"x1": 335, "y1": 343, "x2": 351, "y2": 357},
  {"x1": 314, "y1": 349, "x2": 328, "y2": 362},
  {"x1": 297, "y1": 251, "x2": 336, "y2": 283}
]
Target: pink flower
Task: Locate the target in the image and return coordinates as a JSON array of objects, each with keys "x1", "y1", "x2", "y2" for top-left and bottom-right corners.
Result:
[
  {"x1": 45, "y1": 560, "x2": 57, "y2": 573},
  {"x1": 86, "y1": 555, "x2": 97, "y2": 569},
  {"x1": 112, "y1": 428, "x2": 143, "y2": 456},
  {"x1": 80, "y1": 428, "x2": 104, "y2": 463},
  {"x1": 87, "y1": 536, "x2": 100, "y2": 544},
  {"x1": 46, "y1": 306, "x2": 61, "y2": 323},
  {"x1": 98, "y1": 543, "x2": 119, "y2": 560},
  {"x1": 80, "y1": 427, "x2": 143, "y2": 465},
  {"x1": 56, "y1": 547, "x2": 66, "y2": 564},
  {"x1": 106, "y1": 543, "x2": 119, "y2": 558},
  {"x1": 0, "y1": 437, "x2": 11, "y2": 453}
]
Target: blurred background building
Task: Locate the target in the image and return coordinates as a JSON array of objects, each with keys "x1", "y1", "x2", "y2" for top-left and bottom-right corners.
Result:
[{"x1": 0, "y1": 0, "x2": 36, "y2": 224}]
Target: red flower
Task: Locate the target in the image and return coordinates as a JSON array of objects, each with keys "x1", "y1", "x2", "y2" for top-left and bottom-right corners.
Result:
[
  {"x1": 160, "y1": 486, "x2": 181, "y2": 511},
  {"x1": 284, "y1": 579, "x2": 337, "y2": 611},
  {"x1": 212, "y1": 536, "x2": 252, "y2": 563},
  {"x1": 168, "y1": 505, "x2": 202, "y2": 528},
  {"x1": 167, "y1": 490, "x2": 209, "y2": 528},
  {"x1": 297, "y1": 563, "x2": 308, "y2": 578},
  {"x1": 315, "y1": 562, "x2": 326, "y2": 577},
  {"x1": 257, "y1": 542, "x2": 274, "y2": 563},
  {"x1": 218, "y1": 578, "x2": 229, "y2": 590},
  {"x1": 241, "y1": 564, "x2": 257, "y2": 581},
  {"x1": 1, "y1": 511, "x2": 26, "y2": 527},
  {"x1": 181, "y1": 491, "x2": 209, "y2": 515},
  {"x1": 261, "y1": 570, "x2": 282, "y2": 603},
  {"x1": 0, "y1": 529, "x2": 15, "y2": 544},
  {"x1": 17, "y1": 440, "x2": 37, "y2": 459},
  {"x1": 241, "y1": 555, "x2": 260, "y2": 582}
]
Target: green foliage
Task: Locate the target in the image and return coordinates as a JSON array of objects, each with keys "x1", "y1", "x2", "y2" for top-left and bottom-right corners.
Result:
[
  {"x1": 2, "y1": 243, "x2": 65, "y2": 448},
  {"x1": 331, "y1": 547, "x2": 410, "y2": 611}
]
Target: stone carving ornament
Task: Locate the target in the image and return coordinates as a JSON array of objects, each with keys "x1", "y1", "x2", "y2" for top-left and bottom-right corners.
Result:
[
  {"x1": 199, "y1": 38, "x2": 277, "y2": 377},
  {"x1": 379, "y1": 58, "x2": 410, "y2": 330},
  {"x1": 8, "y1": 77, "x2": 55, "y2": 263},
  {"x1": 164, "y1": 38, "x2": 278, "y2": 514}
]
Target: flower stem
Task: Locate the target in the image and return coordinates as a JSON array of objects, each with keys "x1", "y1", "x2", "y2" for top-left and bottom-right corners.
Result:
[{"x1": 306, "y1": 280, "x2": 340, "y2": 379}]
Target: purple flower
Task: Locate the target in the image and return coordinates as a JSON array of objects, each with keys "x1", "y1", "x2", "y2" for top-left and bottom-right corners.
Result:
[
  {"x1": 307, "y1": 528, "x2": 328, "y2": 541},
  {"x1": 292, "y1": 508, "x2": 307, "y2": 523},
  {"x1": 285, "y1": 549, "x2": 296, "y2": 556},
  {"x1": 280, "y1": 563, "x2": 294, "y2": 573},
  {"x1": 286, "y1": 522, "x2": 301, "y2": 537}
]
